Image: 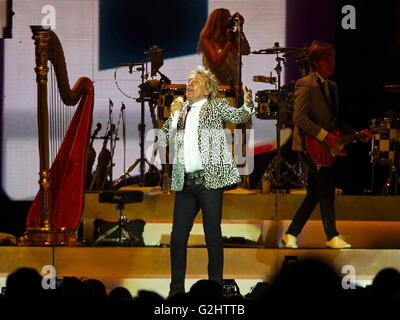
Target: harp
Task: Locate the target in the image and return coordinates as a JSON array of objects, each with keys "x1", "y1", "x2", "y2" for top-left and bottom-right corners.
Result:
[{"x1": 21, "y1": 26, "x2": 94, "y2": 245}]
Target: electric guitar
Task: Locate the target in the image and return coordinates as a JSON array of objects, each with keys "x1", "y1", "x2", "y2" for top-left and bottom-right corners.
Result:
[{"x1": 304, "y1": 128, "x2": 367, "y2": 167}]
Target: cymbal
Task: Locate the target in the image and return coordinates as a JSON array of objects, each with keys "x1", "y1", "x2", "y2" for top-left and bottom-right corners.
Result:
[
  {"x1": 283, "y1": 48, "x2": 308, "y2": 58},
  {"x1": 295, "y1": 57, "x2": 309, "y2": 64},
  {"x1": 252, "y1": 46, "x2": 300, "y2": 55},
  {"x1": 384, "y1": 84, "x2": 400, "y2": 93}
]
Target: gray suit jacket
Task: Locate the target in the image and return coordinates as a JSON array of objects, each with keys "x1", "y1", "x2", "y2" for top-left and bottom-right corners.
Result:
[
  {"x1": 292, "y1": 72, "x2": 350, "y2": 152},
  {"x1": 159, "y1": 98, "x2": 252, "y2": 191}
]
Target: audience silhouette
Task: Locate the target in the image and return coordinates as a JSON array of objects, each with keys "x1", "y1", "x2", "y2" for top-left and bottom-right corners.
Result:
[{"x1": 2, "y1": 260, "x2": 400, "y2": 306}]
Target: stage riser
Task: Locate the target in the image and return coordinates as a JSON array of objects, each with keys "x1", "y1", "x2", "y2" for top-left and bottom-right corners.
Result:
[
  {"x1": 2, "y1": 247, "x2": 400, "y2": 280},
  {"x1": 82, "y1": 219, "x2": 400, "y2": 249},
  {"x1": 84, "y1": 193, "x2": 400, "y2": 221},
  {"x1": 83, "y1": 193, "x2": 400, "y2": 249}
]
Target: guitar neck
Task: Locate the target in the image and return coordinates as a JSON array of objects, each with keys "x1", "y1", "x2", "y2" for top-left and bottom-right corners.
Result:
[{"x1": 338, "y1": 132, "x2": 364, "y2": 146}]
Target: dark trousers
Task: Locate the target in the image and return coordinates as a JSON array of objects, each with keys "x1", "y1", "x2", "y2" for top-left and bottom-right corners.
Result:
[
  {"x1": 286, "y1": 152, "x2": 339, "y2": 240},
  {"x1": 169, "y1": 178, "x2": 224, "y2": 295}
]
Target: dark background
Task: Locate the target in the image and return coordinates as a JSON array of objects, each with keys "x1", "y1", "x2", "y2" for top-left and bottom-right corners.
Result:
[{"x1": 2, "y1": 0, "x2": 400, "y2": 237}]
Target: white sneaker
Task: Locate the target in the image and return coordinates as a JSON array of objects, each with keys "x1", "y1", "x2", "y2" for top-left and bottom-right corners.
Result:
[
  {"x1": 326, "y1": 235, "x2": 351, "y2": 249},
  {"x1": 281, "y1": 234, "x2": 298, "y2": 248}
]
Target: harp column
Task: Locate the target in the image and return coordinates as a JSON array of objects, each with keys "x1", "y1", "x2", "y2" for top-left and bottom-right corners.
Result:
[{"x1": 25, "y1": 26, "x2": 55, "y2": 244}]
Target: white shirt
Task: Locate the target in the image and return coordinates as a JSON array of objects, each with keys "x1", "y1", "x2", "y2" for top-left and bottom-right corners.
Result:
[
  {"x1": 170, "y1": 98, "x2": 253, "y2": 173},
  {"x1": 183, "y1": 99, "x2": 206, "y2": 173}
]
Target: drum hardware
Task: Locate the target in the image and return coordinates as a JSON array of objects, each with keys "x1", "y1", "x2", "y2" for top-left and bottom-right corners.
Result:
[
  {"x1": 382, "y1": 162, "x2": 399, "y2": 196},
  {"x1": 252, "y1": 43, "x2": 307, "y2": 90},
  {"x1": 264, "y1": 110, "x2": 304, "y2": 190},
  {"x1": 252, "y1": 44, "x2": 310, "y2": 79},
  {"x1": 263, "y1": 96, "x2": 303, "y2": 190},
  {"x1": 283, "y1": 45, "x2": 309, "y2": 77},
  {"x1": 252, "y1": 42, "x2": 303, "y2": 190},
  {"x1": 369, "y1": 116, "x2": 400, "y2": 195},
  {"x1": 113, "y1": 46, "x2": 168, "y2": 188},
  {"x1": 251, "y1": 45, "x2": 300, "y2": 55},
  {"x1": 282, "y1": 47, "x2": 308, "y2": 59},
  {"x1": 253, "y1": 74, "x2": 276, "y2": 85},
  {"x1": 255, "y1": 90, "x2": 281, "y2": 120},
  {"x1": 369, "y1": 117, "x2": 400, "y2": 165},
  {"x1": 113, "y1": 61, "x2": 152, "y2": 187}
]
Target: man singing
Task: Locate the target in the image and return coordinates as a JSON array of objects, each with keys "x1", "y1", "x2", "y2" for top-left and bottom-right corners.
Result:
[{"x1": 159, "y1": 66, "x2": 253, "y2": 296}]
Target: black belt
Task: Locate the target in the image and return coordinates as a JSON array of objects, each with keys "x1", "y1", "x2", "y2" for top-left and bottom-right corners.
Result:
[{"x1": 184, "y1": 170, "x2": 205, "y2": 185}]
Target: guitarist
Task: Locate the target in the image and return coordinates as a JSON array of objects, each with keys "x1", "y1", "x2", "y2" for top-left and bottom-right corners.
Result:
[{"x1": 281, "y1": 41, "x2": 371, "y2": 249}]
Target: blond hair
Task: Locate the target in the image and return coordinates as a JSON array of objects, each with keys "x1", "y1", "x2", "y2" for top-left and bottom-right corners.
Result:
[{"x1": 188, "y1": 66, "x2": 219, "y2": 100}]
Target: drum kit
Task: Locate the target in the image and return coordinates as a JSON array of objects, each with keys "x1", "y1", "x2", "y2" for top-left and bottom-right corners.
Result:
[
  {"x1": 251, "y1": 42, "x2": 307, "y2": 190},
  {"x1": 369, "y1": 85, "x2": 400, "y2": 194}
]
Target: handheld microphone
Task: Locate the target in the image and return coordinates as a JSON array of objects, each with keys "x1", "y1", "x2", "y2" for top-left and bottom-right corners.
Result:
[
  {"x1": 183, "y1": 100, "x2": 190, "y2": 110},
  {"x1": 171, "y1": 97, "x2": 189, "y2": 118}
]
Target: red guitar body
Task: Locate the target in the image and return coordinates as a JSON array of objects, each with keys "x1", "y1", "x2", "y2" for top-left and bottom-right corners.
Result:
[{"x1": 304, "y1": 128, "x2": 349, "y2": 167}]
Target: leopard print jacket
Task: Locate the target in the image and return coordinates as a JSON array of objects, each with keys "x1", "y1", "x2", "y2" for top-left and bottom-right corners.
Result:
[{"x1": 159, "y1": 98, "x2": 252, "y2": 191}]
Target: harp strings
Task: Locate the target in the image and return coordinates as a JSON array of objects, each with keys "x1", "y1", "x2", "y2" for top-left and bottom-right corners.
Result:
[{"x1": 48, "y1": 63, "x2": 73, "y2": 165}]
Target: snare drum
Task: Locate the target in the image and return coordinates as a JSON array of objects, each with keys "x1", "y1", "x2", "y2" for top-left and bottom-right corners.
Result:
[
  {"x1": 370, "y1": 117, "x2": 400, "y2": 165},
  {"x1": 255, "y1": 90, "x2": 281, "y2": 119}
]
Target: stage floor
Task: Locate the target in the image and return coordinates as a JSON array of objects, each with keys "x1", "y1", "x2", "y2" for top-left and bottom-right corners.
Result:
[{"x1": 2, "y1": 192, "x2": 400, "y2": 297}]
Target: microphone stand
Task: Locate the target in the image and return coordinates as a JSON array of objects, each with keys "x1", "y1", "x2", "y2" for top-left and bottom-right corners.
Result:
[
  {"x1": 265, "y1": 49, "x2": 303, "y2": 191},
  {"x1": 113, "y1": 61, "x2": 152, "y2": 187},
  {"x1": 108, "y1": 98, "x2": 114, "y2": 184},
  {"x1": 236, "y1": 14, "x2": 243, "y2": 106},
  {"x1": 235, "y1": 14, "x2": 250, "y2": 189}
]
